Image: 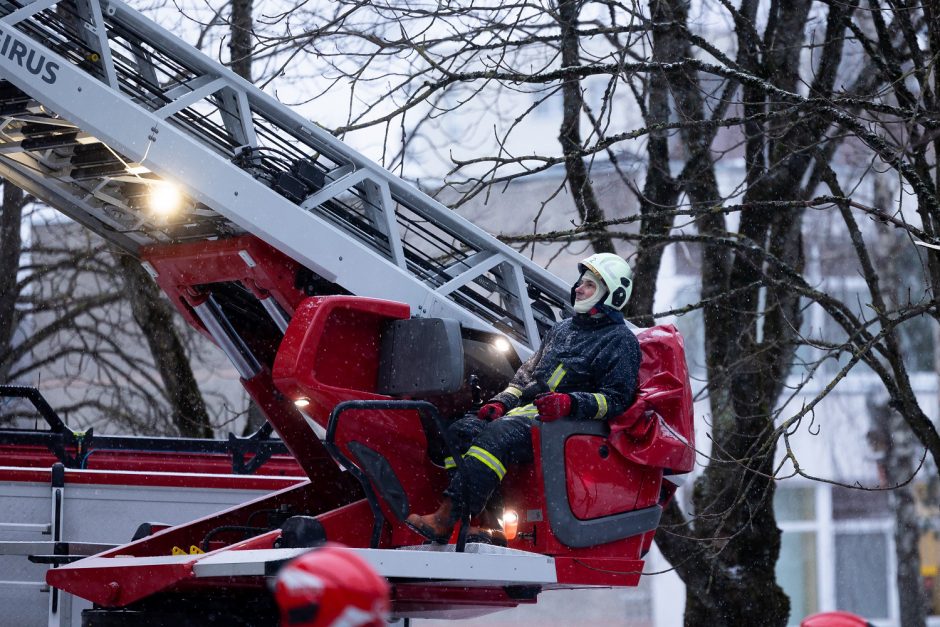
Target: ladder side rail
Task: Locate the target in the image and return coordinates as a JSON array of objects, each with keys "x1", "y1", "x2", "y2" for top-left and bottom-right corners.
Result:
[
  {"x1": 236, "y1": 98, "x2": 572, "y2": 339},
  {"x1": 0, "y1": 21, "x2": 520, "y2": 344},
  {"x1": 46, "y1": 462, "x2": 66, "y2": 626},
  {"x1": 246, "y1": 96, "x2": 573, "y2": 302}
]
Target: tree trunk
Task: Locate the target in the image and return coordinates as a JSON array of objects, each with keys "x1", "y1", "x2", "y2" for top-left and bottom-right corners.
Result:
[
  {"x1": 556, "y1": 0, "x2": 614, "y2": 254},
  {"x1": 627, "y1": 3, "x2": 680, "y2": 326},
  {"x1": 117, "y1": 254, "x2": 213, "y2": 438},
  {"x1": 0, "y1": 182, "x2": 26, "y2": 383},
  {"x1": 649, "y1": 1, "x2": 821, "y2": 624},
  {"x1": 890, "y1": 410, "x2": 927, "y2": 626},
  {"x1": 869, "y1": 396, "x2": 928, "y2": 626},
  {"x1": 229, "y1": 0, "x2": 253, "y2": 82}
]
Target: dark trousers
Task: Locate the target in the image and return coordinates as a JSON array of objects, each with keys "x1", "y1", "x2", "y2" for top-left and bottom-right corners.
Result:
[{"x1": 442, "y1": 414, "x2": 534, "y2": 516}]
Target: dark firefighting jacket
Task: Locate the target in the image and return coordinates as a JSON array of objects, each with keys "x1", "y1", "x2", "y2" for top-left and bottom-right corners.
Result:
[{"x1": 490, "y1": 311, "x2": 641, "y2": 421}]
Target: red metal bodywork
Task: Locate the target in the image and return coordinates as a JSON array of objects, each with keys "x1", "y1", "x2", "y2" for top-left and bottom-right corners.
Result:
[
  {"x1": 563, "y1": 435, "x2": 662, "y2": 520},
  {"x1": 273, "y1": 295, "x2": 452, "y2": 545},
  {"x1": 141, "y1": 235, "x2": 349, "y2": 481},
  {"x1": 271, "y1": 294, "x2": 694, "y2": 584},
  {"x1": 142, "y1": 235, "x2": 307, "y2": 339}
]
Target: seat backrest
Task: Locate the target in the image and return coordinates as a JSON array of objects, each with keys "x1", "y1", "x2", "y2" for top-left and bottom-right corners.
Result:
[
  {"x1": 376, "y1": 318, "x2": 465, "y2": 396},
  {"x1": 608, "y1": 324, "x2": 695, "y2": 473}
]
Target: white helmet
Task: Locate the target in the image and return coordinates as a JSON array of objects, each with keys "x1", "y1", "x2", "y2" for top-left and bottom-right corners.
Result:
[{"x1": 576, "y1": 253, "x2": 633, "y2": 310}]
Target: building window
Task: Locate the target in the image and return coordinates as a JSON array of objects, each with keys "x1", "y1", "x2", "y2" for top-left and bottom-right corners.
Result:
[
  {"x1": 834, "y1": 531, "x2": 890, "y2": 619},
  {"x1": 777, "y1": 531, "x2": 819, "y2": 621},
  {"x1": 777, "y1": 486, "x2": 816, "y2": 522},
  {"x1": 831, "y1": 487, "x2": 890, "y2": 520},
  {"x1": 777, "y1": 484, "x2": 897, "y2": 625},
  {"x1": 776, "y1": 486, "x2": 820, "y2": 625}
]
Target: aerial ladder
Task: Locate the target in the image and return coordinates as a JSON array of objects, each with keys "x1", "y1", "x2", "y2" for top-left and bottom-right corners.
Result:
[
  {"x1": 0, "y1": 1, "x2": 696, "y2": 624},
  {"x1": 0, "y1": 0, "x2": 567, "y2": 351}
]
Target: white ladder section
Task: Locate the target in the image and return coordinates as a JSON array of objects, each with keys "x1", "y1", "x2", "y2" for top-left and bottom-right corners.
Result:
[
  {"x1": 0, "y1": 0, "x2": 571, "y2": 355},
  {"x1": 0, "y1": 463, "x2": 71, "y2": 626}
]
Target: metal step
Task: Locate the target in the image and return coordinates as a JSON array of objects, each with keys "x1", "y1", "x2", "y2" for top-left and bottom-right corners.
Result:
[{"x1": 193, "y1": 545, "x2": 559, "y2": 585}]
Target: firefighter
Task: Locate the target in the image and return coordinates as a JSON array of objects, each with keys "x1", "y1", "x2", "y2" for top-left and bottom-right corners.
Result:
[
  {"x1": 405, "y1": 252, "x2": 641, "y2": 544},
  {"x1": 274, "y1": 544, "x2": 391, "y2": 627}
]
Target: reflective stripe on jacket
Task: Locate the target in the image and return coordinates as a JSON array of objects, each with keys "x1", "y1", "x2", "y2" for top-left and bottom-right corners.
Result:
[{"x1": 491, "y1": 313, "x2": 641, "y2": 420}]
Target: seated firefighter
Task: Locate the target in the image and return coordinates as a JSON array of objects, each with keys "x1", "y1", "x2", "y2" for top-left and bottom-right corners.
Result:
[{"x1": 405, "y1": 252, "x2": 642, "y2": 543}]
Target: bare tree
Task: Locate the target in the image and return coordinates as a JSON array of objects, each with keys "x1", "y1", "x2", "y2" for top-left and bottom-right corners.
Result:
[
  {"x1": 5, "y1": 0, "x2": 222, "y2": 438},
  {"x1": 557, "y1": 0, "x2": 616, "y2": 253},
  {"x1": 0, "y1": 204, "x2": 226, "y2": 437},
  {"x1": 3, "y1": 0, "x2": 936, "y2": 620},
  {"x1": 88, "y1": 0, "x2": 940, "y2": 622}
]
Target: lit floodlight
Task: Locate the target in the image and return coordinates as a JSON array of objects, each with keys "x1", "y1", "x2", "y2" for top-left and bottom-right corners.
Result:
[
  {"x1": 493, "y1": 337, "x2": 512, "y2": 353},
  {"x1": 148, "y1": 181, "x2": 184, "y2": 216},
  {"x1": 294, "y1": 398, "x2": 311, "y2": 409},
  {"x1": 498, "y1": 509, "x2": 519, "y2": 540}
]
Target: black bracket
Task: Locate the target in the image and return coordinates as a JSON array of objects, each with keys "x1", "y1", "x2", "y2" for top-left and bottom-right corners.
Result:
[
  {"x1": 228, "y1": 422, "x2": 278, "y2": 474},
  {"x1": 0, "y1": 385, "x2": 67, "y2": 429},
  {"x1": 0, "y1": 385, "x2": 90, "y2": 467}
]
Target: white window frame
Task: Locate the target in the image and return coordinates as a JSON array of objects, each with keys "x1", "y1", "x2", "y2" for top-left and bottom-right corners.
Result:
[{"x1": 778, "y1": 483, "x2": 899, "y2": 626}]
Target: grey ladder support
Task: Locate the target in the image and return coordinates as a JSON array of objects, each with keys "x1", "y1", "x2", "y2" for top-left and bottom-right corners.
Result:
[{"x1": 0, "y1": 0, "x2": 573, "y2": 356}]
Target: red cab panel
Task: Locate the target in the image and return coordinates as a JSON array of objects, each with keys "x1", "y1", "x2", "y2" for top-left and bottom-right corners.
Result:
[{"x1": 564, "y1": 434, "x2": 662, "y2": 520}]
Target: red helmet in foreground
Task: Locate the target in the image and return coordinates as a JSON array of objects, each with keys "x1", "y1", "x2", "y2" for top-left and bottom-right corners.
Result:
[
  {"x1": 801, "y1": 611, "x2": 872, "y2": 627},
  {"x1": 274, "y1": 545, "x2": 391, "y2": 627}
]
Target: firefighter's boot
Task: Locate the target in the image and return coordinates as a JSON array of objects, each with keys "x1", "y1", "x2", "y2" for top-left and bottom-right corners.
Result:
[{"x1": 405, "y1": 498, "x2": 456, "y2": 544}]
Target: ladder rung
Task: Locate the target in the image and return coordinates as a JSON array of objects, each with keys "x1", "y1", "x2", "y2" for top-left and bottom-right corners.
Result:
[
  {"x1": 0, "y1": 580, "x2": 48, "y2": 591},
  {"x1": 70, "y1": 163, "x2": 126, "y2": 180},
  {"x1": 0, "y1": 522, "x2": 51, "y2": 533},
  {"x1": 21, "y1": 132, "x2": 80, "y2": 151}
]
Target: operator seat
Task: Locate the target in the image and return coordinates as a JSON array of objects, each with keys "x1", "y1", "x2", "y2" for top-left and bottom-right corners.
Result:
[{"x1": 272, "y1": 297, "x2": 694, "y2": 557}]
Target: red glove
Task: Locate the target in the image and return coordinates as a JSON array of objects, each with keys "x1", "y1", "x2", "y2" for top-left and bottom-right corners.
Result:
[
  {"x1": 534, "y1": 393, "x2": 572, "y2": 421},
  {"x1": 477, "y1": 402, "x2": 506, "y2": 421}
]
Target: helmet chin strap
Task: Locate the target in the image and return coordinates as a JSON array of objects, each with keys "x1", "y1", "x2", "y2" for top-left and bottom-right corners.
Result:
[{"x1": 573, "y1": 294, "x2": 605, "y2": 313}]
